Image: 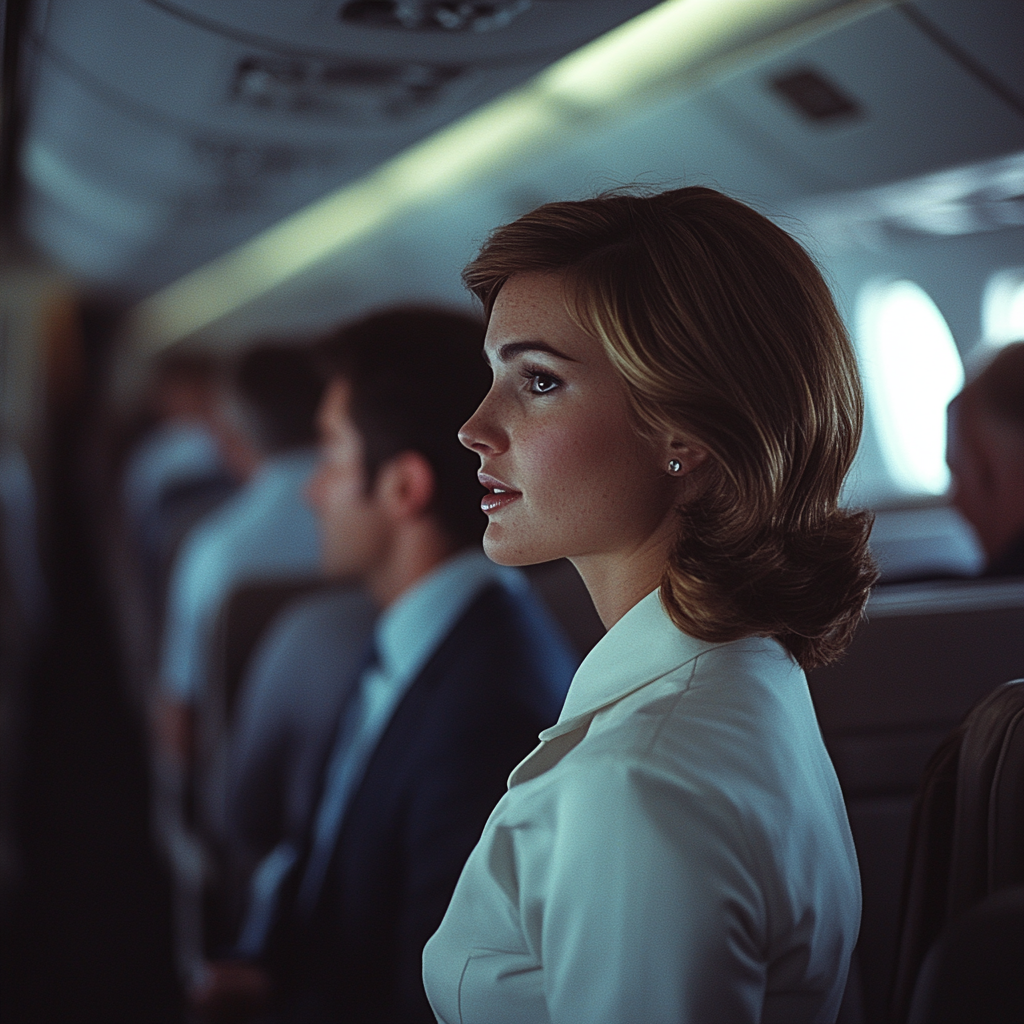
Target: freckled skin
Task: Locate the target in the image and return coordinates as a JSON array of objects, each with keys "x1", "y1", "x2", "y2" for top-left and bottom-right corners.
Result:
[{"x1": 459, "y1": 273, "x2": 698, "y2": 626}]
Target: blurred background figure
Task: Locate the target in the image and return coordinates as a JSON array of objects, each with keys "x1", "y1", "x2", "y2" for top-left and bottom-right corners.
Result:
[
  {"x1": 119, "y1": 349, "x2": 234, "y2": 614},
  {"x1": 947, "y1": 341, "x2": 1024, "y2": 578},
  {"x1": 203, "y1": 584, "x2": 375, "y2": 953},
  {"x1": 156, "y1": 343, "x2": 325, "y2": 762}
]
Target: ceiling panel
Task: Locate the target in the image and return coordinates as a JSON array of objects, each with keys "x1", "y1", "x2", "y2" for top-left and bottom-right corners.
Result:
[
  {"x1": 911, "y1": 0, "x2": 1024, "y2": 105},
  {"x1": 707, "y1": 4, "x2": 1024, "y2": 191},
  {"x1": 517, "y1": 86, "x2": 831, "y2": 210},
  {"x1": 154, "y1": 0, "x2": 651, "y2": 62},
  {"x1": 16, "y1": 0, "x2": 658, "y2": 292}
]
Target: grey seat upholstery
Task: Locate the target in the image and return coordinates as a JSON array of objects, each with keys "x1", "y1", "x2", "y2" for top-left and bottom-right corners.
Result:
[
  {"x1": 808, "y1": 579, "x2": 1024, "y2": 1024},
  {"x1": 891, "y1": 680, "x2": 1024, "y2": 1023}
]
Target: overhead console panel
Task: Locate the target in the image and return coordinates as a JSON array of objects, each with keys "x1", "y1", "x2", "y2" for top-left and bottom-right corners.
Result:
[{"x1": 16, "y1": 0, "x2": 658, "y2": 293}]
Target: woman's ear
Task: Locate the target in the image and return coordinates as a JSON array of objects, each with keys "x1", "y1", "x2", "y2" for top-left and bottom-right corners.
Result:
[
  {"x1": 376, "y1": 450, "x2": 437, "y2": 522},
  {"x1": 664, "y1": 438, "x2": 709, "y2": 478}
]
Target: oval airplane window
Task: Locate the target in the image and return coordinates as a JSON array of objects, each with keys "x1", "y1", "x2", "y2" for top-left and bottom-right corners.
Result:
[
  {"x1": 981, "y1": 268, "x2": 1024, "y2": 348},
  {"x1": 856, "y1": 280, "x2": 964, "y2": 496}
]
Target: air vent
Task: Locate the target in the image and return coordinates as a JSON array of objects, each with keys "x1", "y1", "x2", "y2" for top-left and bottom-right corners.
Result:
[
  {"x1": 339, "y1": 0, "x2": 532, "y2": 32},
  {"x1": 770, "y1": 68, "x2": 863, "y2": 124},
  {"x1": 231, "y1": 55, "x2": 465, "y2": 122}
]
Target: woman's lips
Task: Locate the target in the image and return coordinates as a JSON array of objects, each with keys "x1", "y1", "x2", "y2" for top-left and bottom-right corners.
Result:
[
  {"x1": 479, "y1": 473, "x2": 521, "y2": 514},
  {"x1": 481, "y1": 488, "x2": 521, "y2": 514}
]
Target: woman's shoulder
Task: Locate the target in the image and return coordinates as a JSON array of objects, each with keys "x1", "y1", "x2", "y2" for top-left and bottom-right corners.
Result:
[
  {"x1": 557, "y1": 635, "x2": 832, "y2": 811},
  {"x1": 584, "y1": 629, "x2": 809, "y2": 742}
]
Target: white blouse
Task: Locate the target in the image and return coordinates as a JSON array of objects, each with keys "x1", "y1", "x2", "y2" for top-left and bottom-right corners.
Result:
[{"x1": 422, "y1": 589, "x2": 860, "y2": 1024}]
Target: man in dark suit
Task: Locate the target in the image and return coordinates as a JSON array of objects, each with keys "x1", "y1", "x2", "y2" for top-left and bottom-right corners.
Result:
[{"x1": 194, "y1": 308, "x2": 576, "y2": 1023}]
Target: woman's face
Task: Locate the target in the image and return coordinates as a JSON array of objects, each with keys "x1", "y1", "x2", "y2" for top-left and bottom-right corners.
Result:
[{"x1": 459, "y1": 272, "x2": 682, "y2": 573}]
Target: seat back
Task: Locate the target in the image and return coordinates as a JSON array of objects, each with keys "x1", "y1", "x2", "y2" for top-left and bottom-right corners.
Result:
[
  {"x1": 889, "y1": 679, "x2": 1024, "y2": 1024},
  {"x1": 190, "y1": 577, "x2": 334, "y2": 951},
  {"x1": 906, "y1": 885, "x2": 1024, "y2": 1024},
  {"x1": 215, "y1": 579, "x2": 333, "y2": 721},
  {"x1": 949, "y1": 680, "x2": 1024, "y2": 912},
  {"x1": 194, "y1": 577, "x2": 331, "y2": 820},
  {"x1": 808, "y1": 578, "x2": 1024, "y2": 1024}
]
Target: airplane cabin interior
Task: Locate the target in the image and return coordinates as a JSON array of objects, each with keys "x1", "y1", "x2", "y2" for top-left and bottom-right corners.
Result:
[{"x1": 1, "y1": 1, "x2": 1022, "y2": 1022}]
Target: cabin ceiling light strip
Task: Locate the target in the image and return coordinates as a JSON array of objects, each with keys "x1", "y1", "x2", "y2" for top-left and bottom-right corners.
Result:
[{"x1": 128, "y1": 0, "x2": 825, "y2": 349}]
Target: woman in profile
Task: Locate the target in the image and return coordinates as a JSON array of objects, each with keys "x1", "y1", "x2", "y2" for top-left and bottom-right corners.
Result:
[{"x1": 422, "y1": 186, "x2": 876, "y2": 1024}]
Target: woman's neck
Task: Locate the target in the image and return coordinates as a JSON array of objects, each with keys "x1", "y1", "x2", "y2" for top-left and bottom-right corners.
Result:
[{"x1": 570, "y1": 524, "x2": 675, "y2": 629}]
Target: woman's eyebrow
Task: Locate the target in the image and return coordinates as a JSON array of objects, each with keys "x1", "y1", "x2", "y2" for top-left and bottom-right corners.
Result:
[{"x1": 491, "y1": 340, "x2": 578, "y2": 364}]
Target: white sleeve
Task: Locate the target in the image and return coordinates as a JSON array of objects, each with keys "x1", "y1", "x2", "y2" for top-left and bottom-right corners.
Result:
[{"x1": 531, "y1": 756, "x2": 768, "y2": 1024}]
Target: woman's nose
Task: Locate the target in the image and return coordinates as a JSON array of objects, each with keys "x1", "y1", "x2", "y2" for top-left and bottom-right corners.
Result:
[{"x1": 459, "y1": 391, "x2": 504, "y2": 455}]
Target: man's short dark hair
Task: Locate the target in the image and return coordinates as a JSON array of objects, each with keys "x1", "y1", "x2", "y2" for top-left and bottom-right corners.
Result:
[
  {"x1": 317, "y1": 307, "x2": 488, "y2": 548},
  {"x1": 229, "y1": 343, "x2": 324, "y2": 455}
]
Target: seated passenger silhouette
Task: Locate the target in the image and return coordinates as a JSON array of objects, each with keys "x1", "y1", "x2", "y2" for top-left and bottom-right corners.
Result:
[
  {"x1": 119, "y1": 350, "x2": 237, "y2": 619},
  {"x1": 192, "y1": 307, "x2": 576, "y2": 1023},
  {"x1": 157, "y1": 344, "x2": 325, "y2": 759},
  {"x1": 947, "y1": 340, "x2": 1024, "y2": 577},
  {"x1": 204, "y1": 584, "x2": 376, "y2": 947}
]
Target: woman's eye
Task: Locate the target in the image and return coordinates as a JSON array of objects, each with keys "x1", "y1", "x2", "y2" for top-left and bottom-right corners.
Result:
[{"x1": 524, "y1": 371, "x2": 561, "y2": 394}]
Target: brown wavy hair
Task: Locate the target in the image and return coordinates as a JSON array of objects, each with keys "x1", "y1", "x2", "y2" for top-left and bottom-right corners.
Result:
[{"x1": 463, "y1": 186, "x2": 878, "y2": 670}]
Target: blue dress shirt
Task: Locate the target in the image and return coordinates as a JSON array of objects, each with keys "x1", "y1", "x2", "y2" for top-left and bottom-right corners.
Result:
[{"x1": 159, "y1": 450, "x2": 322, "y2": 702}]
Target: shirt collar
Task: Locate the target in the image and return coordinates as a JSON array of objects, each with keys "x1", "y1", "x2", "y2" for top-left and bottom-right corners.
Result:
[
  {"x1": 249, "y1": 449, "x2": 318, "y2": 493},
  {"x1": 373, "y1": 548, "x2": 515, "y2": 684},
  {"x1": 542, "y1": 588, "x2": 721, "y2": 740}
]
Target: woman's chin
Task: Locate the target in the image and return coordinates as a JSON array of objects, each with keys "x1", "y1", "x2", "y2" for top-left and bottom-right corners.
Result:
[{"x1": 483, "y1": 525, "x2": 545, "y2": 567}]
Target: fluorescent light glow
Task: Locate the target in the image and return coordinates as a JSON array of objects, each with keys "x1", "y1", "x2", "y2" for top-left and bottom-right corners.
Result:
[
  {"x1": 541, "y1": 0, "x2": 814, "y2": 107},
  {"x1": 127, "y1": 0, "x2": 827, "y2": 350},
  {"x1": 856, "y1": 280, "x2": 965, "y2": 496},
  {"x1": 982, "y1": 268, "x2": 1024, "y2": 347}
]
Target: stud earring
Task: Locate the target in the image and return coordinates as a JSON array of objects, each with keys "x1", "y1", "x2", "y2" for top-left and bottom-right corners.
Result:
[{"x1": 668, "y1": 459, "x2": 682, "y2": 474}]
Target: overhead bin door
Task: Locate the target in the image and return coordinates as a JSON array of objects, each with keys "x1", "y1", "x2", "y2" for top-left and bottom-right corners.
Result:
[{"x1": 707, "y1": 3, "x2": 1024, "y2": 191}]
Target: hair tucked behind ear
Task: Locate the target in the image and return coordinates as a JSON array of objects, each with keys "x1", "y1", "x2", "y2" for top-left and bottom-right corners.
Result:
[{"x1": 464, "y1": 186, "x2": 878, "y2": 670}]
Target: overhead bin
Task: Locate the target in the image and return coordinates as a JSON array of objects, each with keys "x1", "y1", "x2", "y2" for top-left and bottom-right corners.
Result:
[{"x1": 707, "y1": 3, "x2": 1024, "y2": 192}]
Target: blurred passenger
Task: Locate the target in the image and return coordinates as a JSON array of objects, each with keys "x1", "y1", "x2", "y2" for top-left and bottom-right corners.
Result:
[
  {"x1": 121, "y1": 351, "x2": 233, "y2": 583},
  {"x1": 193, "y1": 308, "x2": 576, "y2": 1023},
  {"x1": 947, "y1": 341, "x2": 1024, "y2": 577},
  {"x1": 205, "y1": 585, "x2": 375, "y2": 945},
  {"x1": 122, "y1": 351, "x2": 222, "y2": 527},
  {"x1": 157, "y1": 344, "x2": 324, "y2": 758}
]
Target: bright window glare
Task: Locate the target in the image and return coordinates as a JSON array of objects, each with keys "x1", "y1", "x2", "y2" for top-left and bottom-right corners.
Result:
[
  {"x1": 856, "y1": 280, "x2": 964, "y2": 495},
  {"x1": 982, "y1": 268, "x2": 1024, "y2": 347}
]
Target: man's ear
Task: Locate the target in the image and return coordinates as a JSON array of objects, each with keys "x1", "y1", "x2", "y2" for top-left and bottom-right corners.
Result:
[{"x1": 376, "y1": 451, "x2": 437, "y2": 522}]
